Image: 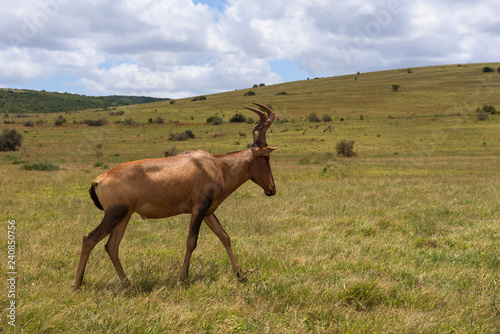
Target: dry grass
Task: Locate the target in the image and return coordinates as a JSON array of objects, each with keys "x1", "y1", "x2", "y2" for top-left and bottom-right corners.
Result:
[{"x1": 1, "y1": 63, "x2": 500, "y2": 333}]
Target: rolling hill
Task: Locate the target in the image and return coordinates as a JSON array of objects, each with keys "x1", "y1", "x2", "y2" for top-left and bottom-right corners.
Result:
[{"x1": 0, "y1": 88, "x2": 170, "y2": 114}]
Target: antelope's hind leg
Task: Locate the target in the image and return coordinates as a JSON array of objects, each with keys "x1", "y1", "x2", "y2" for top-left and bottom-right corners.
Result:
[
  {"x1": 105, "y1": 214, "x2": 132, "y2": 285},
  {"x1": 73, "y1": 205, "x2": 130, "y2": 289}
]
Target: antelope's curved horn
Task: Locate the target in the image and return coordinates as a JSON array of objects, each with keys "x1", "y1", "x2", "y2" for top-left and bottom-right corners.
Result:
[{"x1": 244, "y1": 103, "x2": 275, "y2": 147}]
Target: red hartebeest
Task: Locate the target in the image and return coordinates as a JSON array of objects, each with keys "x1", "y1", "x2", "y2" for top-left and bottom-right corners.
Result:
[{"x1": 73, "y1": 103, "x2": 276, "y2": 288}]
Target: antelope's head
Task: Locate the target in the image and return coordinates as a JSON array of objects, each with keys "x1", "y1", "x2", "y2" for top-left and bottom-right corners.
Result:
[{"x1": 245, "y1": 103, "x2": 277, "y2": 196}]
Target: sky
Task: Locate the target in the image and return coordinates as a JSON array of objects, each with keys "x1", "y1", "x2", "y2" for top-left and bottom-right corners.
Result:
[{"x1": 0, "y1": 0, "x2": 499, "y2": 98}]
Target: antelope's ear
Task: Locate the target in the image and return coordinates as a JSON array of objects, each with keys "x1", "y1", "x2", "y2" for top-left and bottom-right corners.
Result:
[{"x1": 255, "y1": 146, "x2": 278, "y2": 156}]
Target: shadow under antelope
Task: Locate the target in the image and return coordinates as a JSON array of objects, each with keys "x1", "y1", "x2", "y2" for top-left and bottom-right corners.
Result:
[{"x1": 73, "y1": 103, "x2": 277, "y2": 289}]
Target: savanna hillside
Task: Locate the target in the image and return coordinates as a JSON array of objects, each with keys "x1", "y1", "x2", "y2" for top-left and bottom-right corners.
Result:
[{"x1": 1, "y1": 63, "x2": 499, "y2": 333}]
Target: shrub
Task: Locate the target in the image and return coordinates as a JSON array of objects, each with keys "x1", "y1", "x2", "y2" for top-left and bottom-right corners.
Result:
[
  {"x1": 336, "y1": 139, "x2": 356, "y2": 157},
  {"x1": 84, "y1": 118, "x2": 109, "y2": 126},
  {"x1": 169, "y1": 132, "x2": 188, "y2": 141},
  {"x1": 169, "y1": 130, "x2": 195, "y2": 141},
  {"x1": 123, "y1": 118, "x2": 136, "y2": 126},
  {"x1": 392, "y1": 84, "x2": 400, "y2": 92},
  {"x1": 244, "y1": 90, "x2": 256, "y2": 96},
  {"x1": 20, "y1": 161, "x2": 60, "y2": 171},
  {"x1": 207, "y1": 116, "x2": 223, "y2": 125},
  {"x1": 54, "y1": 115, "x2": 67, "y2": 126},
  {"x1": 230, "y1": 113, "x2": 246, "y2": 123},
  {"x1": 307, "y1": 113, "x2": 321, "y2": 122},
  {"x1": 483, "y1": 66, "x2": 494, "y2": 73},
  {"x1": 322, "y1": 114, "x2": 332, "y2": 122},
  {"x1": 0, "y1": 129, "x2": 23, "y2": 151},
  {"x1": 23, "y1": 120, "x2": 34, "y2": 127},
  {"x1": 191, "y1": 96, "x2": 207, "y2": 102},
  {"x1": 109, "y1": 110, "x2": 125, "y2": 116},
  {"x1": 169, "y1": 100, "x2": 176, "y2": 104},
  {"x1": 276, "y1": 91, "x2": 288, "y2": 96},
  {"x1": 482, "y1": 105, "x2": 497, "y2": 114},
  {"x1": 154, "y1": 116, "x2": 164, "y2": 124},
  {"x1": 476, "y1": 108, "x2": 488, "y2": 121},
  {"x1": 259, "y1": 83, "x2": 265, "y2": 87}
]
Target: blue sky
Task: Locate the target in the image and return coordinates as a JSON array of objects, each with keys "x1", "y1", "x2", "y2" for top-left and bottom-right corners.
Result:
[{"x1": 1, "y1": 0, "x2": 499, "y2": 98}]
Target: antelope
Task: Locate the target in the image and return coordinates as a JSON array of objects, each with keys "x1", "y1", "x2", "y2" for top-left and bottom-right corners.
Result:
[
  {"x1": 73, "y1": 103, "x2": 277, "y2": 288},
  {"x1": 239, "y1": 131, "x2": 246, "y2": 138}
]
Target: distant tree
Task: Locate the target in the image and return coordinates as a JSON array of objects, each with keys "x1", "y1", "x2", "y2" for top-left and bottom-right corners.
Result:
[
  {"x1": 191, "y1": 96, "x2": 207, "y2": 102},
  {"x1": 322, "y1": 114, "x2": 332, "y2": 122},
  {"x1": 259, "y1": 83, "x2": 265, "y2": 87},
  {"x1": 483, "y1": 66, "x2": 494, "y2": 73},
  {"x1": 244, "y1": 90, "x2": 256, "y2": 96},
  {"x1": 392, "y1": 84, "x2": 400, "y2": 92},
  {"x1": 253, "y1": 84, "x2": 259, "y2": 88},
  {"x1": 0, "y1": 129, "x2": 23, "y2": 151}
]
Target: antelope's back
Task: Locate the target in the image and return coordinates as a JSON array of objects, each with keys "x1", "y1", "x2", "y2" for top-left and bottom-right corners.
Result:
[{"x1": 92, "y1": 150, "x2": 223, "y2": 216}]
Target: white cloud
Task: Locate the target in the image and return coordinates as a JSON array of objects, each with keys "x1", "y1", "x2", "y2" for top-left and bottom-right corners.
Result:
[{"x1": 0, "y1": 0, "x2": 499, "y2": 97}]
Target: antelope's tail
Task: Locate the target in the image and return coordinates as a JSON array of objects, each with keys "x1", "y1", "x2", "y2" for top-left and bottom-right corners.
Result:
[{"x1": 89, "y1": 182, "x2": 104, "y2": 211}]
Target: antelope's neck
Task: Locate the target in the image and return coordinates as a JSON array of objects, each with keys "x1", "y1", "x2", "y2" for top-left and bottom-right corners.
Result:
[{"x1": 215, "y1": 149, "x2": 253, "y2": 196}]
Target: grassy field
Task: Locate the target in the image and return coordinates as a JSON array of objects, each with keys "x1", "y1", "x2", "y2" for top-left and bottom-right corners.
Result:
[{"x1": 1, "y1": 63, "x2": 500, "y2": 333}]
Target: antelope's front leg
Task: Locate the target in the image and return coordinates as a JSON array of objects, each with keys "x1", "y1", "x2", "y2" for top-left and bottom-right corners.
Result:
[
  {"x1": 204, "y1": 214, "x2": 242, "y2": 277},
  {"x1": 180, "y1": 194, "x2": 214, "y2": 281}
]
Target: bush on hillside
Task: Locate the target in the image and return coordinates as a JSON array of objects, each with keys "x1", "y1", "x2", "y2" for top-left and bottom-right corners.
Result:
[
  {"x1": 230, "y1": 113, "x2": 246, "y2": 123},
  {"x1": 54, "y1": 115, "x2": 67, "y2": 126},
  {"x1": 0, "y1": 129, "x2": 23, "y2": 151},
  {"x1": 476, "y1": 108, "x2": 488, "y2": 121},
  {"x1": 84, "y1": 118, "x2": 109, "y2": 126},
  {"x1": 169, "y1": 130, "x2": 195, "y2": 141},
  {"x1": 207, "y1": 116, "x2": 223, "y2": 125},
  {"x1": 322, "y1": 114, "x2": 332, "y2": 122},
  {"x1": 481, "y1": 105, "x2": 497, "y2": 114},
  {"x1": 483, "y1": 66, "x2": 494, "y2": 73},
  {"x1": 307, "y1": 113, "x2": 321, "y2": 122}
]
